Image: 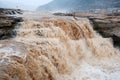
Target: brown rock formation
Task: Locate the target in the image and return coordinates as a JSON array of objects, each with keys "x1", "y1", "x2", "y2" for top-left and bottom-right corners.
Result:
[
  {"x1": 0, "y1": 8, "x2": 23, "y2": 40},
  {"x1": 90, "y1": 16, "x2": 120, "y2": 47}
]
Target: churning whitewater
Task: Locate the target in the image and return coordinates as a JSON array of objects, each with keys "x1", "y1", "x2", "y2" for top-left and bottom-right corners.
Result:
[{"x1": 0, "y1": 13, "x2": 120, "y2": 80}]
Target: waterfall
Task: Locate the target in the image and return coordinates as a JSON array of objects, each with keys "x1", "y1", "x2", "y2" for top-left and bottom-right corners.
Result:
[{"x1": 0, "y1": 16, "x2": 119, "y2": 80}]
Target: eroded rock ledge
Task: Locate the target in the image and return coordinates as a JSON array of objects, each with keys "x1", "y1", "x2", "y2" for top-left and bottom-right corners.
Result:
[
  {"x1": 90, "y1": 16, "x2": 120, "y2": 47},
  {"x1": 0, "y1": 8, "x2": 23, "y2": 40}
]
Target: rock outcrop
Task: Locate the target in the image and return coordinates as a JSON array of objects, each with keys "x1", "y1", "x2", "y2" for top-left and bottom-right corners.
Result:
[
  {"x1": 0, "y1": 8, "x2": 23, "y2": 15},
  {"x1": 0, "y1": 8, "x2": 23, "y2": 40},
  {"x1": 90, "y1": 16, "x2": 120, "y2": 47}
]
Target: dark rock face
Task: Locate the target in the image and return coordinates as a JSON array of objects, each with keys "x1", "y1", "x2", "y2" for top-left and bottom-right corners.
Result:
[
  {"x1": 0, "y1": 8, "x2": 23, "y2": 40},
  {"x1": 0, "y1": 16, "x2": 23, "y2": 27},
  {"x1": 0, "y1": 27, "x2": 17, "y2": 40},
  {"x1": 0, "y1": 8, "x2": 23, "y2": 15},
  {"x1": 53, "y1": 13, "x2": 73, "y2": 16},
  {"x1": 112, "y1": 35, "x2": 120, "y2": 47},
  {"x1": 90, "y1": 16, "x2": 120, "y2": 47}
]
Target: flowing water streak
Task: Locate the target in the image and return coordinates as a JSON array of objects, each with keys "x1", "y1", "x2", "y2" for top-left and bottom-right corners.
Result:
[{"x1": 0, "y1": 17, "x2": 119, "y2": 80}]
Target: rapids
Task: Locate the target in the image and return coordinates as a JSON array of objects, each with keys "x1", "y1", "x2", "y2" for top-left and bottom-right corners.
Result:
[{"x1": 0, "y1": 13, "x2": 120, "y2": 80}]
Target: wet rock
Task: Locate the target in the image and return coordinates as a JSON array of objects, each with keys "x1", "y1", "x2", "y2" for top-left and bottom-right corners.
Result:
[
  {"x1": 90, "y1": 16, "x2": 120, "y2": 47},
  {"x1": 53, "y1": 13, "x2": 73, "y2": 16},
  {"x1": 0, "y1": 16, "x2": 23, "y2": 27},
  {"x1": 0, "y1": 8, "x2": 23, "y2": 40},
  {"x1": 0, "y1": 8, "x2": 23, "y2": 15},
  {"x1": 112, "y1": 34, "x2": 120, "y2": 47}
]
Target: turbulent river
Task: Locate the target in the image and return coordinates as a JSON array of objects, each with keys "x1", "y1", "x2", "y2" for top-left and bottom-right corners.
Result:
[{"x1": 0, "y1": 12, "x2": 120, "y2": 80}]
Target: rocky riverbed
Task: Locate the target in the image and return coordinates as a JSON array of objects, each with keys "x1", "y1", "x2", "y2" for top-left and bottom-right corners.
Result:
[
  {"x1": 90, "y1": 16, "x2": 120, "y2": 47},
  {"x1": 0, "y1": 8, "x2": 23, "y2": 39}
]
